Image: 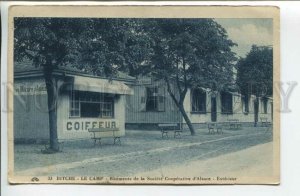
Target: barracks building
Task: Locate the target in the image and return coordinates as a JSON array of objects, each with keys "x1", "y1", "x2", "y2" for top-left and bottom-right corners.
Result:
[{"x1": 13, "y1": 62, "x2": 273, "y2": 142}]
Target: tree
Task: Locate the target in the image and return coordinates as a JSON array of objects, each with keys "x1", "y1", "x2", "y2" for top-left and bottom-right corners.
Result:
[
  {"x1": 143, "y1": 19, "x2": 237, "y2": 135},
  {"x1": 236, "y1": 45, "x2": 273, "y2": 126},
  {"x1": 76, "y1": 19, "x2": 153, "y2": 77},
  {"x1": 15, "y1": 18, "x2": 91, "y2": 152}
]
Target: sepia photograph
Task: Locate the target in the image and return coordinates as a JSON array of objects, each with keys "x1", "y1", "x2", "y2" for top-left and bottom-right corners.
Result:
[{"x1": 7, "y1": 6, "x2": 279, "y2": 184}]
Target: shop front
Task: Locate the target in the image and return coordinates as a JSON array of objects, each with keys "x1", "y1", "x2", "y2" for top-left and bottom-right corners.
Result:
[
  {"x1": 14, "y1": 70, "x2": 134, "y2": 142},
  {"x1": 58, "y1": 75, "x2": 133, "y2": 140}
]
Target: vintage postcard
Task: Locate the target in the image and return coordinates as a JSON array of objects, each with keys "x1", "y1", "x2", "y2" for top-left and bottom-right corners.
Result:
[{"x1": 7, "y1": 5, "x2": 280, "y2": 184}]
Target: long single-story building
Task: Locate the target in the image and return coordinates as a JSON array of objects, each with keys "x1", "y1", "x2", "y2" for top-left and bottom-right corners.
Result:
[{"x1": 125, "y1": 77, "x2": 273, "y2": 129}]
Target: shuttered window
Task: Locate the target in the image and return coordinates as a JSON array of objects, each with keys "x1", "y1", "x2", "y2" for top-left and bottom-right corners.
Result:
[{"x1": 145, "y1": 86, "x2": 165, "y2": 112}]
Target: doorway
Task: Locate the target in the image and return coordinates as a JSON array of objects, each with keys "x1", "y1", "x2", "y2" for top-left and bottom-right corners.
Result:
[
  {"x1": 211, "y1": 97, "x2": 217, "y2": 122},
  {"x1": 254, "y1": 99, "x2": 259, "y2": 126}
]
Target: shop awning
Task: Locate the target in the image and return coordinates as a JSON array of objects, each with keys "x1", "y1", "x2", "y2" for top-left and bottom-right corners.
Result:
[{"x1": 71, "y1": 75, "x2": 134, "y2": 95}]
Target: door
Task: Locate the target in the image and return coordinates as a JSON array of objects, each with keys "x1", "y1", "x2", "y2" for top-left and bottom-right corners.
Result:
[
  {"x1": 211, "y1": 97, "x2": 217, "y2": 122},
  {"x1": 254, "y1": 99, "x2": 259, "y2": 126}
]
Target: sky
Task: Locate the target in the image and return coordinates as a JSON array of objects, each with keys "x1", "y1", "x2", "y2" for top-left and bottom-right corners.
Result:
[{"x1": 215, "y1": 18, "x2": 273, "y2": 58}]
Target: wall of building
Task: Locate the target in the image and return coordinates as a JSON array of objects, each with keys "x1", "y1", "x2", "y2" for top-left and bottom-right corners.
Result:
[
  {"x1": 125, "y1": 79, "x2": 273, "y2": 130},
  {"x1": 125, "y1": 79, "x2": 182, "y2": 129},
  {"x1": 258, "y1": 97, "x2": 273, "y2": 122},
  {"x1": 14, "y1": 78, "x2": 49, "y2": 142},
  {"x1": 183, "y1": 89, "x2": 273, "y2": 127},
  {"x1": 183, "y1": 88, "x2": 211, "y2": 124},
  {"x1": 14, "y1": 76, "x2": 128, "y2": 142}
]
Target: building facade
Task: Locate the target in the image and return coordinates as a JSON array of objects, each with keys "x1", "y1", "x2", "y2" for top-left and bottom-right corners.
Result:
[
  {"x1": 14, "y1": 65, "x2": 134, "y2": 142},
  {"x1": 125, "y1": 78, "x2": 182, "y2": 129},
  {"x1": 14, "y1": 68, "x2": 273, "y2": 142},
  {"x1": 126, "y1": 77, "x2": 273, "y2": 129}
]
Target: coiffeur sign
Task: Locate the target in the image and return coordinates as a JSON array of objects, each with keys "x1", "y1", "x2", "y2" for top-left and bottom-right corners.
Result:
[{"x1": 64, "y1": 119, "x2": 118, "y2": 132}]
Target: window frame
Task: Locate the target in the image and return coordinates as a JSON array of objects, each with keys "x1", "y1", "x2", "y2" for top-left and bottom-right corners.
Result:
[
  {"x1": 190, "y1": 88, "x2": 207, "y2": 114},
  {"x1": 262, "y1": 98, "x2": 268, "y2": 114},
  {"x1": 242, "y1": 96, "x2": 250, "y2": 114},
  {"x1": 69, "y1": 90, "x2": 114, "y2": 118},
  {"x1": 221, "y1": 91, "x2": 233, "y2": 114},
  {"x1": 69, "y1": 91, "x2": 80, "y2": 118},
  {"x1": 145, "y1": 86, "x2": 165, "y2": 112}
]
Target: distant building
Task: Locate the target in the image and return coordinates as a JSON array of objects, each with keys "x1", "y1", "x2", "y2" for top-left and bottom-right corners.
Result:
[{"x1": 125, "y1": 77, "x2": 273, "y2": 129}]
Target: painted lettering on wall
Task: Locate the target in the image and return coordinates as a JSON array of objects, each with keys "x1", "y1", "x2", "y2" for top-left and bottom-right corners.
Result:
[
  {"x1": 65, "y1": 120, "x2": 117, "y2": 131},
  {"x1": 14, "y1": 80, "x2": 47, "y2": 95}
]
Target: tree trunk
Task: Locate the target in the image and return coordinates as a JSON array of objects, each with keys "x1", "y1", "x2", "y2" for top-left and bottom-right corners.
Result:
[
  {"x1": 164, "y1": 78, "x2": 195, "y2": 136},
  {"x1": 44, "y1": 69, "x2": 59, "y2": 152},
  {"x1": 178, "y1": 104, "x2": 196, "y2": 136}
]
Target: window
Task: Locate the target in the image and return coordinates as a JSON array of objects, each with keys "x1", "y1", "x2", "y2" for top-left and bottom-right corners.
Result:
[
  {"x1": 69, "y1": 91, "x2": 114, "y2": 118},
  {"x1": 145, "y1": 87, "x2": 165, "y2": 112},
  {"x1": 242, "y1": 96, "x2": 249, "y2": 113},
  {"x1": 191, "y1": 89, "x2": 206, "y2": 113},
  {"x1": 221, "y1": 92, "x2": 233, "y2": 114},
  {"x1": 146, "y1": 87, "x2": 158, "y2": 111},
  {"x1": 70, "y1": 91, "x2": 80, "y2": 117}
]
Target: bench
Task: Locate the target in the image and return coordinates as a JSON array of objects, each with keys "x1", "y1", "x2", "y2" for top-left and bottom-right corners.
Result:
[
  {"x1": 158, "y1": 123, "x2": 182, "y2": 139},
  {"x1": 207, "y1": 122, "x2": 223, "y2": 134},
  {"x1": 260, "y1": 117, "x2": 269, "y2": 127},
  {"x1": 227, "y1": 119, "x2": 242, "y2": 130},
  {"x1": 88, "y1": 128, "x2": 121, "y2": 146}
]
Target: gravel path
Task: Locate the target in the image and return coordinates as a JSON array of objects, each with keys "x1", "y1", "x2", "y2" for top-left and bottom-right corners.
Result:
[
  {"x1": 135, "y1": 142, "x2": 276, "y2": 184},
  {"x1": 14, "y1": 127, "x2": 273, "y2": 177}
]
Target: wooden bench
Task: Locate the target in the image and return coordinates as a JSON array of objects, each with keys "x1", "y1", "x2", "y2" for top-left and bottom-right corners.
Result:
[
  {"x1": 207, "y1": 122, "x2": 223, "y2": 134},
  {"x1": 88, "y1": 128, "x2": 121, "y2": 146},
  {"x1": 227, "y1": 119, "x2": 242, "y2": 130},
  {"x1": 158, "y1": 123, "x2": 182, "y2": 139},
  {"x1": 260, "y1": 117, "x2": 269, "y2": 127}
]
